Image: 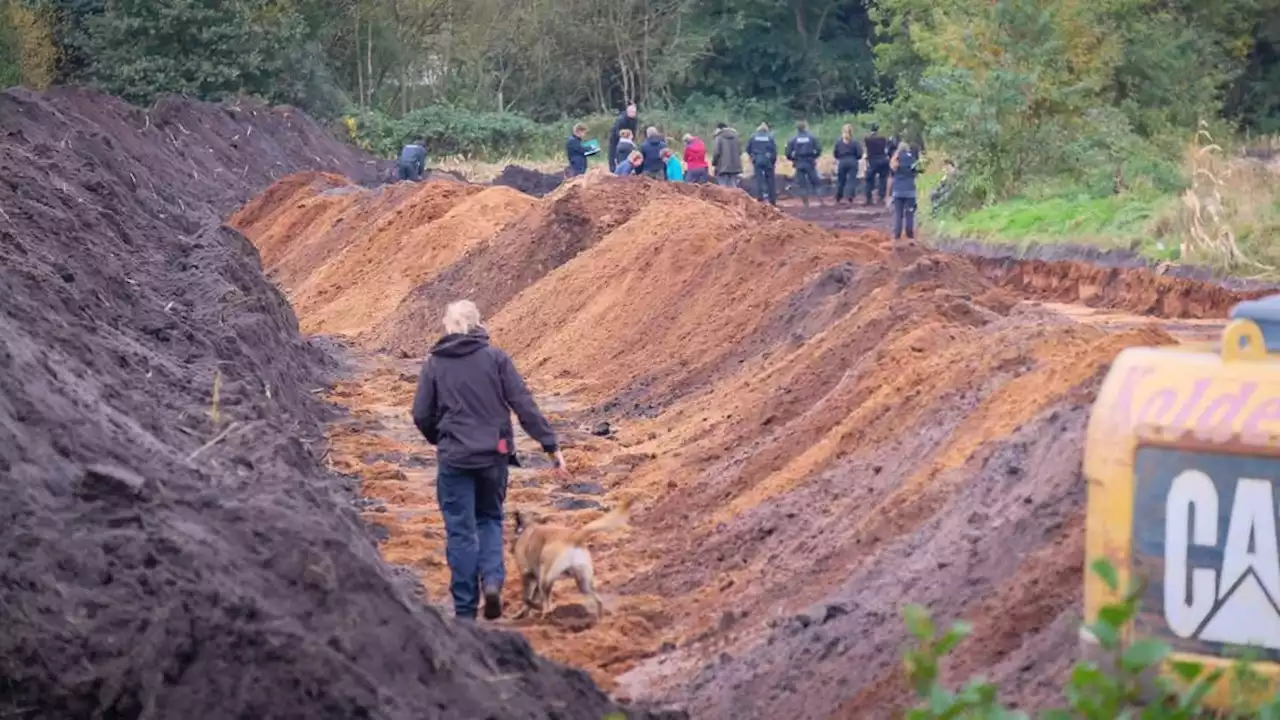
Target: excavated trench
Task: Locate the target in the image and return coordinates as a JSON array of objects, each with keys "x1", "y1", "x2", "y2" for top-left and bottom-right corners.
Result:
[{"x1": 226, "y1": 166, "x2": 1270, "y2": 719}]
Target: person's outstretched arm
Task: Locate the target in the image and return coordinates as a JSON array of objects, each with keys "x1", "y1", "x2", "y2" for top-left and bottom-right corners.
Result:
[{"x1": 496, "y1": 351, "x2": 558, "y2": 454}]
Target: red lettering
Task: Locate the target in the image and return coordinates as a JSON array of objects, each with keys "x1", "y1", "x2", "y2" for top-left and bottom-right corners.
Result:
[
  {"x1": 1241, "y1": 398, "x2": 1280, "y2": 446},
  {"x1": 1195, "y1": 382, "x2": 1258, "y2": 443}
]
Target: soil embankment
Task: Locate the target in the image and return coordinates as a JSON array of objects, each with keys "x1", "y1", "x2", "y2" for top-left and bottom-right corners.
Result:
[
  {"x1": 0, "y1": 87, "x2": 665, "y2": 719},
  {"x1": 234, "y1": 169, "x2": 1268, "y2": 718}
]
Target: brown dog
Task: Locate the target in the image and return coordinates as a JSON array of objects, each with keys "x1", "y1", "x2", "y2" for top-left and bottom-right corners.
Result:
[{"x1": 510, "y1": 498, "x2": 632, "y2": 619}]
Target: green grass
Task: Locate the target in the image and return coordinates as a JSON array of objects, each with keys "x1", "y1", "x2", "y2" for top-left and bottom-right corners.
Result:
[{"x1": 928, "y1": 193, "x2": 1180, "y2": 259}]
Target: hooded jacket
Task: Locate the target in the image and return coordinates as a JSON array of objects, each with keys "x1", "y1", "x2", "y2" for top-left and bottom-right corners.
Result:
[
  {"x1": 411, "y1": 328, "x2": 557, "y2": 469},
  {"x1": 683, "y1": 137, "x2": 709, "y2": 170},
  {"x1": 712, "y1": 128, "x2": 743, "y2": 175},
  {"x1": 640, "y1": 136, "x2": 667, "y2": 174}
]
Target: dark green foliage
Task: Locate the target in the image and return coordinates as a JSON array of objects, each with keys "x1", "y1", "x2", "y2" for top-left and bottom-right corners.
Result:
[
  {"x1": 345, "y1": 105, "x2": 563, "y2": 158},
  {"x1": 901, "y1": 559, "x2": 1280, "y2": 718},
  {"x1": 73, "y1": 0, "x2": 343, "y2": 116}
]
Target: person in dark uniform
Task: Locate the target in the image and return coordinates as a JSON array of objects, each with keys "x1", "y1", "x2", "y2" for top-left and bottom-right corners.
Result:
[
  {"x1": 785, "y1": 120, "x2": 822, "y2": 207},
  {"x1": 863, "y1": 124, "x2": 890, "y2": 205},
  {"x1": 607, "y1": 104, "x2": 638, "y2": 172},
  {"x1": 746, "y1": 123, "x2": 778, "y2": 205},
  {"x1": 833, "y1": 124, "x2": 863, "y2": 204},
  {"x1": 397, "y1": 137, "x2": 427, "y2": 181}
]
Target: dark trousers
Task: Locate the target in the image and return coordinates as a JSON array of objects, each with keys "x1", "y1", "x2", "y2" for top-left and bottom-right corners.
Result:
[
  {"x1": 608, "y1": 143, "x2": 618, "y2": 171},
  {"x1": 686, "y1": 167, "x2": 711, "y2": 184},
  {"x1": 892, "y1": 196, "x2": 917, "y2": 239},
  {"x1": 835, "y1": 161, "x2": 859, "y2": 202},
  {"x1": 754, "y1": 165, "x2": 776, "y2": 204},
  {"x1": 397, "y1": 163, "x2": 422, "y2": 182},
  {"x1": 866, "y1": 159, "x2": 890, "y2": 203},
  {"x1": 794, "y1": 162, "x2": 820, "y2": 205},
  {"x1": 436, "y1": 462, "x2": 508, "y2": 618},
  {"x1": 716, "y1": 172, "x2": 741, "y2": 188}
]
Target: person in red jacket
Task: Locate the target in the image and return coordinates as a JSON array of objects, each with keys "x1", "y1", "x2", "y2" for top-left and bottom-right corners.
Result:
[{"x1": 682, "y1": 134, "x2": 710, "y2": 184}]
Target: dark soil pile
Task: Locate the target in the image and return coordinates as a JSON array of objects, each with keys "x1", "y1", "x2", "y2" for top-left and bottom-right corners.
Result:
[
  {"x1": 0, "y1": 87, "x2": 664, "y2": 719},
  {"x1": 493, "y1": 163, "x2": 565, "y2": 197}
]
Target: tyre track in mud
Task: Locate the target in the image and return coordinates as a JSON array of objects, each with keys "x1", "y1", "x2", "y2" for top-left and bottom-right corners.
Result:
[{"x1": 234, "y1": 172, "x2": 1262, "y2": 719}]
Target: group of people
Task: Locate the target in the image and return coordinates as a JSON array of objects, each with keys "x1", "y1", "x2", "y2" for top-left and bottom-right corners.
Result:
[{"x1": 582, "y1": 105, "x2": 925, "y2": 240}]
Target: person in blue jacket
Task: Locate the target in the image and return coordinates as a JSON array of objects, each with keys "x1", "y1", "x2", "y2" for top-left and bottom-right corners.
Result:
[{"x1": 662, "y1": 148, "x2": 684, "y2": 181}]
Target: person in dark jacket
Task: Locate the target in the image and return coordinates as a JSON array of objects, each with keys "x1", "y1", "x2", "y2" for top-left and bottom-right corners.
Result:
[
  {"x1": 889, "y1": 142, "x2": 921, "y2": 242},
  {"x1": 639, "y1": 127, "x2": 667, "y2": 179},
  {"x1": 614, "y1": 129, "x2": 636, "y2": 170},
  {"x1": 607, "y1": 104, "x2": 639, "y2": 172},
  {"x1": 712, "y1": 123, "x2": 743, "y2": 188},
  {"x1": 565, "y1": 123, "x2": 589, "y2": 177},
  {"x1": 746, "y1": 123, "x2": 778, "y2": 205},
  {"x1": 397, "y1": 137, "x2": 427, "y2": 181},
  {"x1": 785, "y1": 120, "x2": 822, "y2": 207},
  {"x1": 863, "y1": 123, "x2": 891, "y2": 205},
  {"x1": 833, "y1": 123, "x2": 863, "y2": 204},
  {"x1": 411, "y1": 300, "x2": 568, "y2": 621}
]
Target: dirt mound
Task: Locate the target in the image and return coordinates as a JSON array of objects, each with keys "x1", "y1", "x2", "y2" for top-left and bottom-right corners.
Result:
[
  {"x1": 0, "y1": 87, "x2": 660, "y2": 719},
  {"x1": 959, "y1": 254, "x2": 1274, "y2": 317},
  {"x1": 230, "y1": 176, "x2": 532, "y2": 337},
  {"x1": 494, "y1": 164, "x2": 565, "y2": 197},
  {"x1": 364, "y1": 178, "x2": 773, "y2": 356},
  {"x1": 235, "y1": 157, "x2": 1261, "y2": 717}
]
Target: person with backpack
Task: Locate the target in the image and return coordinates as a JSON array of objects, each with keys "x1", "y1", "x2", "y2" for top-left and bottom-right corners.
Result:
[
  {"x1": 397, "y1": 137, "x2": 427, "y2": 181},
  {"x1": 746, "y1": 123, "x2": 778, "y2": 205},
  {"x1": 833, "y1": 124, "x2": 863, "y2": 204},
  {"x1": 863, "y1": 123, "x2": 891, "y2": 205},
  {"x1": 889, "y1": 142, "x2": 922, "y2": 242},
  {"x1": 785, "y1": 120, "x2": 822, "y2": 207}
]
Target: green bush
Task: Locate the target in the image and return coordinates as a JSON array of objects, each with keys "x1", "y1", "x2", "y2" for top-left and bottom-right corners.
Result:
[
  {"x1": 902, "y1": 559, "x2": 1280, "y2": 719},
  {"x1": 344, "y1": 105, "x2": 565, "y2": 160}
]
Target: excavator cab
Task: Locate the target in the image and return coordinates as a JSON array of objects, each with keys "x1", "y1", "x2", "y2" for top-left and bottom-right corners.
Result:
[{"x1": 1083, "y1": 294, "x2": 1280, "y2": 709}]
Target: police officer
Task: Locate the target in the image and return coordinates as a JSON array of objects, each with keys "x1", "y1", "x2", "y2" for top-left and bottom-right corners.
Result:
[
  {"x1": 397, "y1": 137, "x2": 427, "y2": 182},
  {"x1": 746, "y1": 123, "x2": 778, "y2": 205},
  {"x1": 863, "y1": 124, "x2": 890, "y2": 205},
  {"x1": 785, "y1": 120, "x2": 822, "y2": 207}
]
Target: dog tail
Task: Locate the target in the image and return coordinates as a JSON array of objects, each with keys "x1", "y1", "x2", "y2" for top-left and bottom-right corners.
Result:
[{"x1": 569, "y1": 497, "x2": 632, "y2": 545}]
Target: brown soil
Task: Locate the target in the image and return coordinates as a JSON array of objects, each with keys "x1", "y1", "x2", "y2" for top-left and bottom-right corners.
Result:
[
  {"x1": 236, "y1": 168, "x2": 1261, "y2": 719},
  {"x1": 0, "y1": 87, "x2": 666, "y2": 720}
]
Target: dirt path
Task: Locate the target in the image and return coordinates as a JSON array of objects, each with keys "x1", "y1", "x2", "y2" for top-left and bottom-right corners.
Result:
[{"x1": 233, "y1": 172, "x2": 1265, "y2": 720}]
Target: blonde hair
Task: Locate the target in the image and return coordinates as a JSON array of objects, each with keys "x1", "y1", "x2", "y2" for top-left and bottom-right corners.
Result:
[
  {"x1": 629, "y1": 150, "x2": 643, "y2": 164},
  {"x1": 757, "y1": 122, "x2": 769, "y2": 132},
  {"x1": 443, "y1": 300, "x2": 482, "y2": 335},
  {"x1": 890, "y1": 142, "x2": 911, "y2": 171},
  {"x1": 619, "y1": 128, "x2": 633, "y2": 140},
  {"x1": 841, "y1": 123, "x2": 853, "y2": 143},
  {"x1": 646, "y1": 126, "x2": 659, "y2": 138},
  {"x1": 573, "y1": 123, "x2": 588, "y2": 134}
]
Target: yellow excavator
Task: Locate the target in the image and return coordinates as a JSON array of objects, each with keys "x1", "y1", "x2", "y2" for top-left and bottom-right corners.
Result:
[{"x1": 1083, "y1": 294, "x2": 1280, "y2": 708}]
